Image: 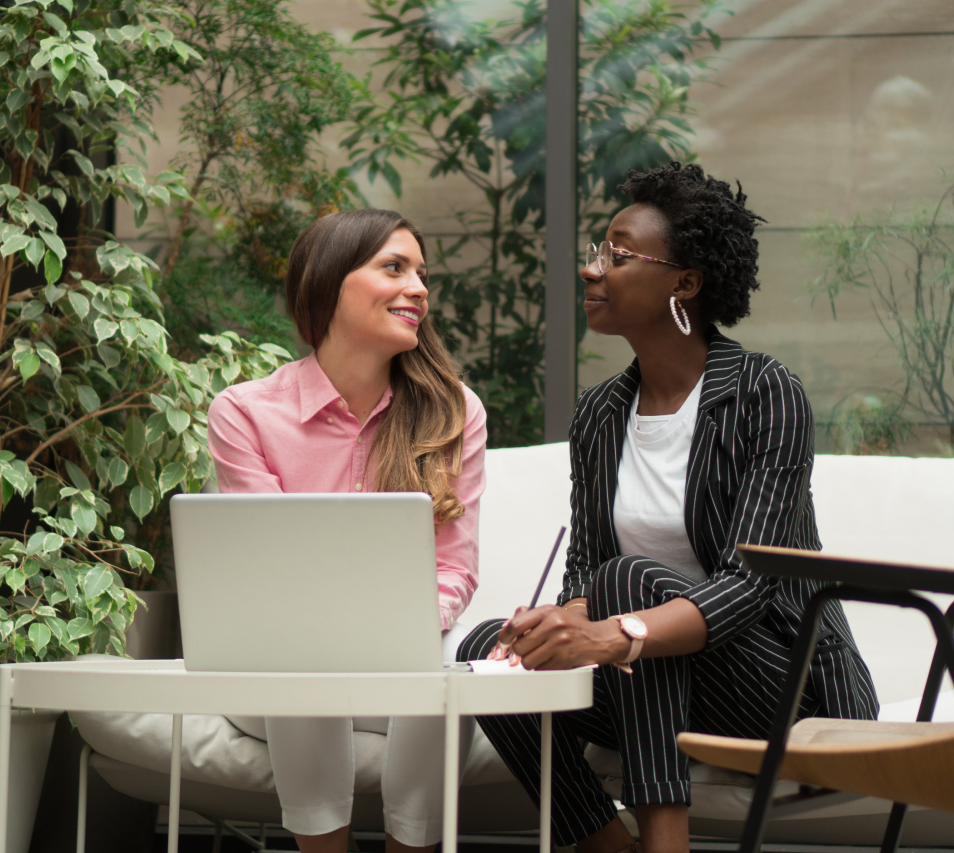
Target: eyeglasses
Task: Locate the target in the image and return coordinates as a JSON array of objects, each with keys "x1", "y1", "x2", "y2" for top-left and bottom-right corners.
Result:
[{"x1": 584, "y1": 241, "x2": 683, "y2": 274}]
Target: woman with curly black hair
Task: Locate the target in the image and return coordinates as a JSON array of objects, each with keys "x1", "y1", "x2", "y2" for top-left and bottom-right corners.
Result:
[{"x1": 458, "y1": 162, "x2": 877, "y2": 853}]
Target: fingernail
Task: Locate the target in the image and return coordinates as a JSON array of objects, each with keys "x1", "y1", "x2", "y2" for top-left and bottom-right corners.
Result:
[{"x1": 509, "y1": 652, "x2": 518, "y2": 666}]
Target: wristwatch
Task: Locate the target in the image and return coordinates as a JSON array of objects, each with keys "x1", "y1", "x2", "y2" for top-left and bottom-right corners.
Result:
[{"x1": 610, "y1": 613, "x2": 648, "y2": 674}]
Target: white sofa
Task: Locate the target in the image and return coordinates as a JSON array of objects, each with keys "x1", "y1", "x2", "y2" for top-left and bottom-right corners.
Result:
[{"x1": 73, "y1": 446, "x2": 954, "y2": 846}]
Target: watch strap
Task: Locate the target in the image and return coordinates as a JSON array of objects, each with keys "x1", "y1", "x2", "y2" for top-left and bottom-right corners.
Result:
[{"x1": 610, "y1": 614, "x2": 646, "y2": 673}]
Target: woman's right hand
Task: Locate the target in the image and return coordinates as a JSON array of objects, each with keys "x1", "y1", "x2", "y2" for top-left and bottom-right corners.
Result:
[
  {"x1": 487, "y1": 600, "x2": 591, "y2": 665},
  {"x1": 487, "y1": 606, "x2": 528, "y2": 663}
]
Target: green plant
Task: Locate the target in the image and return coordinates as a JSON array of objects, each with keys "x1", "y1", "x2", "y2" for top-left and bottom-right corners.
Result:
[
  {"x1": 0, "y1": 0, "x2": 291, "y2": 662},
  {"x1": 154, "y1": 0, "x2": 357, "y2": 358},
  {"x1": 346, "y1": 0, "x2": 720, "y2": 446},
  {"x1": 157, "y1": 198, "x2": 301, "y2": 360},
  {"x1": 824, "y1": 392, "x2": 912, "y2": 455},
  {"x1": 810, "y1": 181, "x2": 954, "y2": 448}
]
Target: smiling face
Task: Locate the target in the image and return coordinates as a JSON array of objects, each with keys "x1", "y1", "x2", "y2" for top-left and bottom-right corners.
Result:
[
  {"x1": 581, "y1": 203, "x2": 699, "y2": 343},
  {"x1": 326, "y1": 227, "x2": 429, "y2": 361}
]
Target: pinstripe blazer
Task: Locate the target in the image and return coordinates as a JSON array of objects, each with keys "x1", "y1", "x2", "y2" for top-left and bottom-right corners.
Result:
[{"x1": 560, "y1": 329, "x2": 878, "y2": 719}]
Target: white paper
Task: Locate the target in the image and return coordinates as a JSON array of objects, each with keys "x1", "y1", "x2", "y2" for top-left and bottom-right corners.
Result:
[
  {"x1": 467, "y1": 659, "x2": 597, "y2": 675},
  {"x1": 468, "y1": 659, "x2": 531, "y2": 675}
]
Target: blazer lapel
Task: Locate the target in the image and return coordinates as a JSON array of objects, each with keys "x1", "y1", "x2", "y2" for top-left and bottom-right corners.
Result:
[
  {"x1": 595, "y1": 360, "x2": 639, "y2": 559},
  {"x1": 685, "y1": 331, "x2": 745, "y2": 572}
]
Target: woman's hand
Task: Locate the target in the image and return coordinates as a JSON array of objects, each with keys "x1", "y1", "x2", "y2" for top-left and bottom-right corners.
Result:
[
  {"x1": 486, "y1": 605, "x2": 528, "y2": 663},
  {"x1": 491, "y1": 604, "x2": 632, "y2": 671}
]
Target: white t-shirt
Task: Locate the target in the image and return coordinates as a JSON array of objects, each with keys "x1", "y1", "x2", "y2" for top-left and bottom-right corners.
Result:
[{"x1": 613, "y1": 375, "x2": 708, "y2": 583}]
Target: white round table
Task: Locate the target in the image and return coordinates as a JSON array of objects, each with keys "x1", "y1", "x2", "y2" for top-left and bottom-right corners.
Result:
[{"x1": 0, "y1": 659, "x2": 593, "y2": 853}]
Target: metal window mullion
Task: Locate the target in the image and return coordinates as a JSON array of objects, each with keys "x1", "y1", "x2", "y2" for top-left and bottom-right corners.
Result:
[{"x1": 544, "y1": 0, "x2": 579, "y2": 443}]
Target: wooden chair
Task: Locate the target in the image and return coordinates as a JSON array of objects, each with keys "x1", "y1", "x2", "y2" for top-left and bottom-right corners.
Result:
[{"x1": 676, "y1": 545, "x2": 954, "y2": 853}]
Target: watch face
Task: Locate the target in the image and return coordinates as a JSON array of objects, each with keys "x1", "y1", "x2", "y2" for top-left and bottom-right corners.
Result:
[{"x1": 621, "y1": 615, "x2": 648, "y2": 640}]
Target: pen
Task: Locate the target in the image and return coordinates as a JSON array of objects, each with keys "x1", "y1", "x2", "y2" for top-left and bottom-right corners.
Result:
[
  {"x1": 492, "y1": 525, "x2": 567, "y2": 664},
  {"x1": 529, "y1": 525, "x2": 567, "y2": 609}
]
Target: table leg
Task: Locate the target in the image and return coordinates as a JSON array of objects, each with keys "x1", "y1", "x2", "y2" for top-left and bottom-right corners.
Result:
[
  {"x1": 539, "y1": 712, "x2": 552, "y2": 853},
  {"x1": 443, "y1": 674, "x2": 460, "y2": 853},
  {"x1": 0, "y1": 668, "x2": 11, "y2": 853},
  {"x1": 168, "y1": 714, "x2": 183, "y2": 853},
  {"x1": 76, "y1": 743, "x2": 91, "y2": 853}
]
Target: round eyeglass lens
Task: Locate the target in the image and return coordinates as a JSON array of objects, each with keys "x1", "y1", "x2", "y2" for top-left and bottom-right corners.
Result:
[{"x1": 585, "y1": 243, "x2": 598, "y2": 269}]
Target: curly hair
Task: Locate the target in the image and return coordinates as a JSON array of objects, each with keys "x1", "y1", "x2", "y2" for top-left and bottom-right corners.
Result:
[{"x1": 618, "y1": 161, "x2": 766, "y2": 327}]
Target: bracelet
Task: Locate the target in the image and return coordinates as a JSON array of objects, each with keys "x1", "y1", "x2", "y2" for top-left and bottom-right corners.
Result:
[{"x1": 565, "y1": 602, "x2": 588, "y2": 611}]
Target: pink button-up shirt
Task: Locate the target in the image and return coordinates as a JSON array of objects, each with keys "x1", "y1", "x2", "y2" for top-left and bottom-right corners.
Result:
[{"x1": 207, "y1": 355, "x2": 487, "y2": 629}]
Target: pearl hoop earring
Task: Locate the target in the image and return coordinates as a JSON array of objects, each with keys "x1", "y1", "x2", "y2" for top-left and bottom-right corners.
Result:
[{"x1": 670, "y1": 296, "x2": 691, "y2": 336}]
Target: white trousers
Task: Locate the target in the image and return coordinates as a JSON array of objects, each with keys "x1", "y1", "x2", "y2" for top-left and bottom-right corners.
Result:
[{"x1": 265, "y1": 623, "x2": 475, "y2": 845}]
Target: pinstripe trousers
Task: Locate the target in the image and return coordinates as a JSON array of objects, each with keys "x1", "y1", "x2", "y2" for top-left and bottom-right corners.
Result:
[{"x1": 457, "y1": 556, "x2": 825, "y2": 847}]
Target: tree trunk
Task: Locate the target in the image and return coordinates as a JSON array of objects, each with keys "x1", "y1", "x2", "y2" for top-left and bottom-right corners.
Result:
[{"x1": 161, "y1": 171, "x2": 209, "y2": 278}]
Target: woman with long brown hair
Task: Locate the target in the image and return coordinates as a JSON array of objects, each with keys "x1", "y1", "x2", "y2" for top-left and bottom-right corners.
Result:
[{"x1": 208, "y1": 209, "x2": 487, "y2": 853}]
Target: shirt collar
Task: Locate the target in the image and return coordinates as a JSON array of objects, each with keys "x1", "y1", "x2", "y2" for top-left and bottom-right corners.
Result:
[
  {"x1": 297, "y1": 354, "x2": 394, "y2": 424},
  {"x1": 601, "y1": 326, "x2": 745, "y2": 423}
]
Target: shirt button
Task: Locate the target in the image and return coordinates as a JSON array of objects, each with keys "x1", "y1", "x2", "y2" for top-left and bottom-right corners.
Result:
[
  {"x1": 357, "y1": 435, "x2": 363, "y2": 444},
  {"x1": 337, "y1": 400, "x2": 343, "y2": 407},
  {"x1": 355, "y1": 483, "x2": 363, "y2": 491},
  {"x1": 327, "y1": 417, "x2": 333, "y2": 424}
]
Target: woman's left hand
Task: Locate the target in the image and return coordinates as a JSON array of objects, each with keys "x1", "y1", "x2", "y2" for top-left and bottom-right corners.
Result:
[{"x1": 495, "y1": 604, "x2": 632, "y2": 670}]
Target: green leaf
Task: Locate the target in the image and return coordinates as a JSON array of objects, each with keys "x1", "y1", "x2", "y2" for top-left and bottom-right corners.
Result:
[
  {"x1": 96, "y1": 343, "x2": 120, "y2": 369},
  {"x1": 83, "y1": 565, "x2": 111, "y2": 599},
  {"x1": 258, "y1": 343, "x2": 293, "y2": 359},
  {"x1": 129, "y1": 485, "x2": 153, "y2": 521},
  {"x1": 125, "y1": 546, "x2": 154, "y2": 574},
  {"x1": 25, "y1": 531, "x2": 44, "y2": 555},
  {"x1": 44, "y1": 282, "x2": 66, "y2": 304},
  {"x1": 68, "y1": 291, "x2": 89, "y2": 318},
  {"x1": 34, "y1": 476, "x2": 60, "y2": 511},
  {"x1": 18, "y1": 352, "x2": 40, "y2": 381},
  {"x1": 71, "y1": 152, "x2": 94, "y2": 178},
  {"x1": 75, "y1": 385, "x2": 100, "y2": 414},
  {"x1": 124, "y1": 414, "x2": 146, "y2": 459},
  {"x1": 120, "y1": 319, "x2": 137, "y2": 343},
  {"x1": 109, "y1": 525, "x2": 124, "y2": 540},
  {"x1": 51, "y1": 55, "x2": 76, "y2": 84},
  {"x1": 107, "y1": 457, "x2": 128, "y2": 488},
  {"x1": 44, "y1": 11, "x2": 68, "y2": 35},
  {"x1": 5, "y1": 570, "x2": 24, "y2": 593},
  {"x1": 145, "y1": 412, "x2": 166, "y2": 444},
  {"x1": 93, "y1": 318, "x2": 118, "y2": 342},
  {"x1": 20, "y1": 301, "x2": 44, "y2": 321},
  {"x1": 165, "y1": 409, "x2": 189, "y2": 434},
  {"x1": 42, "y1": 532, "x2": 64, "y2": 553},
  {"x1": 67, "y1": 617, "x2": 93, "y2": 640},
  {"x1": 28, "y1": 622, "x2": 50, "y2": 654},
  {"x1": 1, "y1": 462, "x2": 28, "y2": 495},
  {"x1": 65, "y1": 460, "x2": 90, "y2": 491},
  {"x1": 5, "y1": 90, "x2": 28, "y2": 112},
  {"x1": 158, "y1": 461, "x2": 186, "y2": 496},
  {"x1": 1, "y1": 233, "x2": 30, "y2": 258},
  {"x1": 24, "y1": 237, "x2": 44, "y2": 268},
  {"x1": 35, "y1": 342, "x2": 60, "y2": 375},
  {"x1": 43, "y1": 615, "x2": 67, "y2": 643},
  {"x1": 39, "y1": 230, "x2": 66, "y2": 261},
  {"x1": 70, "y1": 500, "x2": 96, "y2": 535}
]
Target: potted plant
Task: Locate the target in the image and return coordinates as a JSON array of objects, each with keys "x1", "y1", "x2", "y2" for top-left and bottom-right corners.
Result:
[{"x1": 0, "y1": 2, "x2": 289, "y2": 848}]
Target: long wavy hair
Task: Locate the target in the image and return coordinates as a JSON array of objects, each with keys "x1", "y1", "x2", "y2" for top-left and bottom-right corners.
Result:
[{"x1": 286, "y1": 209, "x2": 467, "y2": 526}]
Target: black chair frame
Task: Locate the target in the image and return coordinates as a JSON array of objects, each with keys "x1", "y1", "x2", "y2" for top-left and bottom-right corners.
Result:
[{"x1": 739, "y1": 588, "x2": 954, "y2": 853}]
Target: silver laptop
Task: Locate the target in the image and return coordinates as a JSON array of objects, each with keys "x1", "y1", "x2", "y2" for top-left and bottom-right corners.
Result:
[{"x1": 170, "y1": 493, "x2": 443, "y2": 673}]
